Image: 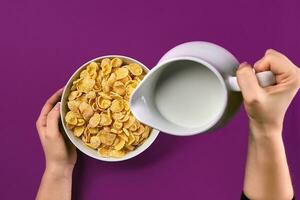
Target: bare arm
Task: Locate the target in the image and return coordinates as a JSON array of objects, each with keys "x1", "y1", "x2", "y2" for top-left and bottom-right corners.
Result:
[
  {"x1": 36, "y1": 88, "x2": 77, "y2": 200},
  {"x1": 37, "y1": 166, "x2": 73, "y2": 200},
  {"x1": 244, "y1": 123, "x2": 293, "y2": 200},
  {"x1": 237, "y1": 49, "x2": 300, "y2": 200}
]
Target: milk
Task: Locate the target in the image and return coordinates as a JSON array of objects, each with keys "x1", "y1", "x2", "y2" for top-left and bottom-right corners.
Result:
[{"x1": 154, "y1": 60, "x2": 226, "y2": 128}]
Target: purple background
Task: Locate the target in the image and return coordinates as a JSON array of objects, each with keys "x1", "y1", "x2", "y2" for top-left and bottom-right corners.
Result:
[{"x1": 1, "y1": 0, "x2": 299, "y2": 199}]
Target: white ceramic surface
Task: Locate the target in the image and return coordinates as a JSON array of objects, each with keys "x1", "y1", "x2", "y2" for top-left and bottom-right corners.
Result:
[
  {"x1": 60, "y1": 55, "x2": 160, "y2": 162},
  {"x1": 130, "y1": 41, "x2": 276, "y2": 136}
]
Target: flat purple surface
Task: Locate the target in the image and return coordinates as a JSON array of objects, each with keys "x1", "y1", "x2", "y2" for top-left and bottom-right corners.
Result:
[{"x1": 0, "y1": 0, "x2": 299, "y2": 199}]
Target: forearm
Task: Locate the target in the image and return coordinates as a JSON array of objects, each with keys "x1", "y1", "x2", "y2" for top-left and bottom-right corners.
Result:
[
  {"x1": 36, "y1": 166, "x2": 73, "y2": 200},
  {"x1": 243, "y1": 122, "x2": 294, "y2": 200}
]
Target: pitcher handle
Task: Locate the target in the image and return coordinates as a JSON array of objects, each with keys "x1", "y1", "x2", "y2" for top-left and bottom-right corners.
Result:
[{"x1": 228, "y1": 71, "x2": 276, "y2": 92}]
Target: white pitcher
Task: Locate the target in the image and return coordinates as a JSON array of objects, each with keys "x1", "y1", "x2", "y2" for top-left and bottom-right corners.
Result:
[{"x1": 130, "y1": 41, "x2": 276, "y2": 136}]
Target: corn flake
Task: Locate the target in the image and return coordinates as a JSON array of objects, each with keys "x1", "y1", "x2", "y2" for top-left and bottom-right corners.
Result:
[
  {"x1": 73, "y1": 126, "x2": 85, "y2": 137},
  {"x1": 114, "y1": 137, "x2": 125, "y2": 150},
  {"x1": 88, "y1": 136, "x2": 101, "y2": 149},
  {"x1": 111, "y1": 58, "x2": 123, "y2": 68},
  {"x1": 65, "y1": 111, "x2": 78, "y2": 125},
  {"x1": 110, "y1": 99, "x2": 124, "y2": 113},
  {"x1": 127, "y1": 63, "x2": 143, "y2": 76},
  {"x1": 77, "y1": 78, "x2": 95, "y2": 93},
  {"x1": 112, "y1": 81, "x2": 126, "y2": 96},
  {"x1": 79, "y1": 102, "x2": 94, "y2": 120},
  {"x1": 99, "y1": 113, "x2": 112, "y2": 126},
  {"x1": 97, "y1": 97, "x2": 111, "y2": 109},
  {"x1": 89, "y1": 113, "x2": 101, "y2": 127},
  {"x1": 99, "y1": 132, "x2": 116, "y2": 145},
  {"x1": 115, "y1": 68, "x2": 129, "y2": 80}
]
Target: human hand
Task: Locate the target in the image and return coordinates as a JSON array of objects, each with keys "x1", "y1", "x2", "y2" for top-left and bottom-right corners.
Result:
[
  {"x1": 36, "y1": 88, "x2": 77, "y2": 176},
  {"x1": 237, "y1": 49, "x2": 300, "y2": 136}
]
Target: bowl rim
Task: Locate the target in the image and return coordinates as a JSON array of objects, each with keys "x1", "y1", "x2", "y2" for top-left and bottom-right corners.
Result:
[{"x1": 60, "y1": 55, "x2": 160, "y2": 162}]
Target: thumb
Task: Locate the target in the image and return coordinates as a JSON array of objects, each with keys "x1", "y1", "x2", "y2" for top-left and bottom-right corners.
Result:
[
  {"x1": 236, "y1": 62, "x2": 263, "y2": 102},
  {"x1": 46, "y1": 102, "x2": 61, "y2": 136}
]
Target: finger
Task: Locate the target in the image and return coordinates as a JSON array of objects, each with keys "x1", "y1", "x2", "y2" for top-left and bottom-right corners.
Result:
[
  {"x1": 36, "y1": 118, "x2": 46, "y2": 135},
  {"x1": 40, "y1": 88, "x2": 64, "y2": 116},
  {"x1": 237, "y1": 62, "x2": 262, "y2": 101},
  {"x1": 297, "y1": 68, "x2": 300, "y2": 88},
  {"x1": 254, "y1": 49, "x2": 294, "y2": 75},
  {"x1": 46, "y1": 102, "x2": 61, "y2": 137},
  {"x1": 254, "y1": 54, "x2": 285, "y2": 75},
  {"x1": 37, "y1": 88, "x2": 64, "y2": 131},
  {"x1": 253, "y1": 57, "x2": 270, "y2": 72},
  {"x1": 265, "y1": 48, "x2": 279, "y2": 56},
  {"x1": 265, "y1": 48, "x2": 287, "y2": 59},
  {"x1": 253, "y1": 49, "x2": 275, "y2": 71}
]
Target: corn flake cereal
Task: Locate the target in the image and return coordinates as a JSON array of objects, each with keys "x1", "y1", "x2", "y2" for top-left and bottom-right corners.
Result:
[
  {"x1": 112, "y1": 81, "x2": 126, "y2": 96},
  {"x1": 127, "y1": 63, "x2": 143, "y2": 76},
  {"x1": 110, "y1": 99, "x2": 124, "y2": 113},
  {"x1": 64, "y1": 57, "x2": 152, "y2": 158},
  {"x1": 115, "y1": 68, "x2": 129, "y2": 80}
]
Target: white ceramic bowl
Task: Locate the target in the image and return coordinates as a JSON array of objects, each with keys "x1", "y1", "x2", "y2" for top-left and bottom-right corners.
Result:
[{"x1": 60, "y1": 55, "x2": 160, "y2": 162}]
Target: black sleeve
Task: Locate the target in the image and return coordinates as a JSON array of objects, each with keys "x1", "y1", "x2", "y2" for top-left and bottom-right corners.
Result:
[
  {"x1": 240, "y1": 192, "x2": 248, "y2": 200},
  {"x1": 241, "y1": 192, "x2": 295, "y2": 200}
]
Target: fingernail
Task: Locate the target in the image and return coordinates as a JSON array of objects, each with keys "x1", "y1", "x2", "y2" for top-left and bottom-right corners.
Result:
[
  {"x1": 239, "y1": 62, "x2": 248, "y2": 67},
  {"x1": 239, "y1": 62, "x2": 251, "y2": 69},
  {"x1": 54, "y1": 102, "x2": 61, "y2": 110}
]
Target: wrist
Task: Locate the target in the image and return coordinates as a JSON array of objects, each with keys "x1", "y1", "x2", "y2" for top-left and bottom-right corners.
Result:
[
  {"x1": 45, "y1": 164, "x2": 74, "y2": 180},
  {"x1": 249, "y1": 120, "x2": 283, "y2": 140}
]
